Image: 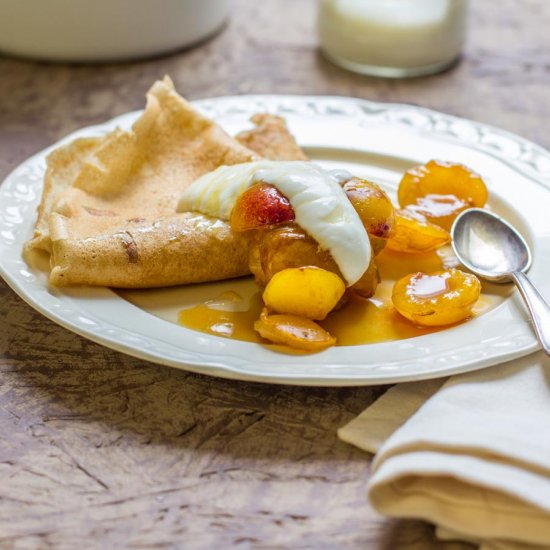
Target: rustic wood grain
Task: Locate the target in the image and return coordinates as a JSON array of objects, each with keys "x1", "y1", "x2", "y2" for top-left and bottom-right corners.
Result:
[{"x1": 0, "y1": 1, "x2": 548, "y2": 548}]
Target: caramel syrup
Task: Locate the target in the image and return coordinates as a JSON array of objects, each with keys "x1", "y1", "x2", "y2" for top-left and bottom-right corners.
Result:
[
  {"x1": 178, "y1": 246, "x2": 496, "y2": 347},
  {"x1": 179, "y1": 291, "x2": 263, "y2": 343}
]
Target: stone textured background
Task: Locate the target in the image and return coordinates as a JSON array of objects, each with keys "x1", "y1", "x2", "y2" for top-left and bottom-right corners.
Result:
[{"x1": 1, "y1": 1, "x2": 548, "y2": 548}]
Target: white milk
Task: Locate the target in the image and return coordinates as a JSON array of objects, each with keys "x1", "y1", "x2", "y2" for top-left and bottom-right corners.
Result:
[{"x1": 318, "y1": 0, "x2": 468, "y2": 77}]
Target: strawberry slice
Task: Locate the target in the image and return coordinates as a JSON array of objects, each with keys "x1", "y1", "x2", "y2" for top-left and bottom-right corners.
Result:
[{"x1": 230, "y1": 183, "x2": 295, "y2": 232}]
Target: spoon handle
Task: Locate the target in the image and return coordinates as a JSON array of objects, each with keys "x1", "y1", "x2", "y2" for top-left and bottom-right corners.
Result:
[{"x1": 511, "y1": 271, "x2": 550, "y2": 356}]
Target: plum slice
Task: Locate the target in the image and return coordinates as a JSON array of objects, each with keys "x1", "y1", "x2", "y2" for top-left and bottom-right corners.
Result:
[{"x1": 230, "y1": 183, "x2": 295, "y2": 232}]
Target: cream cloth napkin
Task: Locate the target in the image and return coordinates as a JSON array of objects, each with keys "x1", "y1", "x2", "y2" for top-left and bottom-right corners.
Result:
[{"x1": 338, "y1": 352, "x2": 550, "y2": 550}]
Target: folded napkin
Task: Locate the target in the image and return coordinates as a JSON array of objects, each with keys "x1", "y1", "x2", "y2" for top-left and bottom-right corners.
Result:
[{"x1": 339, "y1": 352, "x2": 550, "y2": 550}]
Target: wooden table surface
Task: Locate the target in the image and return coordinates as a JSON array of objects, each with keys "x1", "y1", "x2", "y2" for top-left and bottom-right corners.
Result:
[{"x1": 1, "y1": 1, "x2": 548, "y2": 548}]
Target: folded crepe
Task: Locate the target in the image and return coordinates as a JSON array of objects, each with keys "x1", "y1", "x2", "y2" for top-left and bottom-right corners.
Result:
[
  {"x1": 236, "y1": 113, "x2": 308, "y2": 162},
  {"x1": 25, "y1": 77, "x2": 307, "y2": 288}
]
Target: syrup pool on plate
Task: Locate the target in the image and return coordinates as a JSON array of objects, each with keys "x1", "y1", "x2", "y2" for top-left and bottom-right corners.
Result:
[
  {"x1": 178, "y1": 291, "x2": 263, "y2": 343},
  {"x1": 171, "y1": 246, "x2": 501, "y2": 347},
  {"x1": 118, "y1": 245, "x2": 507, "y2": 349}
]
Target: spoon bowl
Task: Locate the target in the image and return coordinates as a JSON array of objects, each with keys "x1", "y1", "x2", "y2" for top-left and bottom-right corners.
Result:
[
  {"x1": 451, "y1": 208, "x2": 549, "y2": 355},
  {"x1": 452, "y1": 208, "x2": 531, "y2": 282}
]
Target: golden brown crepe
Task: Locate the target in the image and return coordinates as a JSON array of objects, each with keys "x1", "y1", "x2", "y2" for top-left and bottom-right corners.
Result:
[
  {"x1": 25, "y1": 77, "x2": 307, "y2": 288},
  {"x1": 236, "y1": 114, "x2": 308, "y2": 161}
]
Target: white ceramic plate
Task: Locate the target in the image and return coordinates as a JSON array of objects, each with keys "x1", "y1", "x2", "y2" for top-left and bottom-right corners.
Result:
[{"x1": 1, "y1": 96, "x2": 550, "y2": 386}]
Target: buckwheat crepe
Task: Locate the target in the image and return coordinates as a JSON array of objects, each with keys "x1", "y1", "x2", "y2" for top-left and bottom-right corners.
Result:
[{"x1": 25, "y1": 77, "x2": 306, "y2": 288}]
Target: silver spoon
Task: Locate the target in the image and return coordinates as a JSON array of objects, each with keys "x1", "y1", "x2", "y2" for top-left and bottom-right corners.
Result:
[{"x1": 451, "y1": 208, "x2": 550, "y2": 356}]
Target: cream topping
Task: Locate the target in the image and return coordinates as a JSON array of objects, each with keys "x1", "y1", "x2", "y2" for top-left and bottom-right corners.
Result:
[{"x1": 177, "y1": 161, "x2": 371, "y2": 286}]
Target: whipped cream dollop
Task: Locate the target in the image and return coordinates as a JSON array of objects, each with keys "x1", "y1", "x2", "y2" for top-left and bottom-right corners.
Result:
[{"x1": 177, "y1": 160, "x2": 371, "y2": 286}]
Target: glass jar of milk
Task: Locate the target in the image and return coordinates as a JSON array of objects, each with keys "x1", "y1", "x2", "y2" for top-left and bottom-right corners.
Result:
[{"x1": 318, "y1": 0, "x2": 468, "y2": 77}]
